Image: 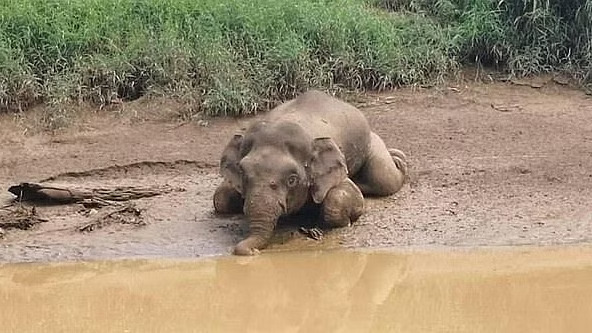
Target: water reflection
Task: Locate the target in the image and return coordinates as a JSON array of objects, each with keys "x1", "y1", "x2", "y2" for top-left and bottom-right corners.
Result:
[{"x1": 1, "y1": 247, "x2": 592, "y2": 332}]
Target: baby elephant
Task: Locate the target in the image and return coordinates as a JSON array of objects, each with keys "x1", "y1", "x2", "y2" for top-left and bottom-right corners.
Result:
[{"x1": 213, "y1": 90, "x2": 407, "y2": 255}]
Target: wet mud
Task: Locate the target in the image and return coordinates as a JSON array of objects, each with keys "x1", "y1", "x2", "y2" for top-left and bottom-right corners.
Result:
[
  {"x1": 1, "y1": 80, "x2": 592, "y2": 262},
  {"x1": 1, "y1": 246, "x2": 592, "y2": 332}
]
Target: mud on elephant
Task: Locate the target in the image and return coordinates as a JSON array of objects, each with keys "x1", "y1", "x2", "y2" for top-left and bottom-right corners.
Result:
[{"x1": 213, "y1": 90, "x2": 408, "y2": 255}]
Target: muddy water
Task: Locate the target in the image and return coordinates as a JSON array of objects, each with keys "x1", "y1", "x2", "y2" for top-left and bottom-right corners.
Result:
[{"x1": 1, "y1": 246, "x2": 592, "y2": 333}]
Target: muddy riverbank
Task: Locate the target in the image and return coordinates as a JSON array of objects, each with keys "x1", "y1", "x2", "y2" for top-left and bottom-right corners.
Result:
[{"x1": 1, "y1": 79, "x2": 591, "y2": 262}]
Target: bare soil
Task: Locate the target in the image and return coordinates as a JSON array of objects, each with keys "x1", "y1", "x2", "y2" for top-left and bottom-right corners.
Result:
[{"x1": 1, "y1": 78, "x2": 591, "y2": 262}]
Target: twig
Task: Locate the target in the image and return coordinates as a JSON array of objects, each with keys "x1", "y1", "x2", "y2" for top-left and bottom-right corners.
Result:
[
  {"x1": 0, "y1": 205, "x2": 48, "y2": 230},
  {"x1": 78, "y1": 204, "x2": 144, "y2": 232},
  {"x1": 0, "y1": 204, "x2": 14, "y2": 211}
]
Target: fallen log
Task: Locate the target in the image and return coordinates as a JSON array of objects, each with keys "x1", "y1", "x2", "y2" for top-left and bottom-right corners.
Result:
[{"x1": 8, "y1": 183, "x2": 181, "y2": 204}]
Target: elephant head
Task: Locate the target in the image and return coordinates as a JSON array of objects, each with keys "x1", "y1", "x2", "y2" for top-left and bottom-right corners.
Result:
[{"x1": 219, "y1": 121, "x2": 348, "y2": 255}]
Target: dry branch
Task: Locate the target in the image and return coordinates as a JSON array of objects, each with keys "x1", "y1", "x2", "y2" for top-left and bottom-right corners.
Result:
[
  {"x1": 78, "y1": 203, "x2": 144, "y2": 232},
  {"x1": 0, "y1": 205, "x2": 48, "y2": 231}
]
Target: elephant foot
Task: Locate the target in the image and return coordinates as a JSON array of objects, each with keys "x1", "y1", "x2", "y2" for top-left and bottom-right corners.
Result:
[
  {"x1": 388, "y1": 148, "x2": 407, "y2": 162},
  {"x1": 388, "y1": 148, "x2": 408, "y2": 177},
  {"x1": 321, "y1": 178, "x2": 365, "y2": 228},
  {"x1": 213, "y1": 181, "x2": 244, "y2": 214}
]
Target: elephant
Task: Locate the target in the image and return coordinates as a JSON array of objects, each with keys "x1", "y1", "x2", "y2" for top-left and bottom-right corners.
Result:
[{"x1": 213, "y1": 90, "x2": 408, "y2": 255}]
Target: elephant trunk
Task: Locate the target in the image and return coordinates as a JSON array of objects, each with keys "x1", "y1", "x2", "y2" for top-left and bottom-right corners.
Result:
[{"x1": 234, "y1": 193, "x2": 284, "y2": 256}]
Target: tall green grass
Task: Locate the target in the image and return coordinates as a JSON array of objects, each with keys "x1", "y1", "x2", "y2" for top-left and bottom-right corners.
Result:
[
  {"x1": 373, "y1": 0, "x2": 592, "y2": 79},
  {"x1": 0, "y1": 0, "x2": 455, "y2": 120},
  {"x1": 1, "y1": 0, "x2": 590, "y2": 124}
]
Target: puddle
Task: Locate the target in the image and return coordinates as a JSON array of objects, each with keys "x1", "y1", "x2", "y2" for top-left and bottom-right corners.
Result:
[{"x1": 1, "y1": 246, "x2": 592, "y2": 332}]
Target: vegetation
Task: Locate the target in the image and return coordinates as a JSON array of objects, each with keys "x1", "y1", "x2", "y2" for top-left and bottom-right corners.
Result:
[
  {"x1": 1, "y1": 0, "x2": 590, "y2": 126},
  {"x1": 373, "y1": 0, "x2": 592, "y2": 78}
]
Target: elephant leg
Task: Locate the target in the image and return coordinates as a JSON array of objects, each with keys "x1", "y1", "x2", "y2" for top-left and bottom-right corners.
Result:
[
  {"x1": 213, "y1": 180, "x2": 244, "y2": 214},
  {"x1": 321, "y1": 178, "x2": 365, "y2": 228},
  {"x1": 352, "y1": 132, "x2": 407, "y2": 197}
]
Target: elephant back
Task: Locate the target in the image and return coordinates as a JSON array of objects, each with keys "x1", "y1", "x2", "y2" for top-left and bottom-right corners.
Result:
[{"x1": 266, "y1": 90, "x2": 372, "y2": 176}]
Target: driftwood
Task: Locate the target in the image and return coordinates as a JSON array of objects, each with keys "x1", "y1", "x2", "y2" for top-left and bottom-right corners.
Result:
[
  {"x1": 8, "y1": 182, "x2": 181, "y2": 204},
  {"x1": 3, "y1": 182, "x2": 183, "y2": 234},
  {"x1": 3, "y1": 183, "x2": 181, "y2": 234}
]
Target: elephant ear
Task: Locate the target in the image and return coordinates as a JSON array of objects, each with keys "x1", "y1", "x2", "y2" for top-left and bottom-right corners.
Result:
[
  {"x1": 309, "y1": 137, "x2": 348, "y2": 204},
  {"x1": 220, "y1": 133, "x2": 245, "y2": 194}
]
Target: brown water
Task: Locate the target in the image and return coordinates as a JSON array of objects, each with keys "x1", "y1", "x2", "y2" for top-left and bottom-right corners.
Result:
[{"x1": 1, "y1": 246, "x2": 592, "y2": 333}]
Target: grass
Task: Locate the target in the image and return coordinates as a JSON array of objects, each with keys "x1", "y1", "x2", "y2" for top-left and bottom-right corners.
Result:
[
  {"x1": 1, "y1": 0, "x2": 591, "y2": 127},
  {"x1": 373, "y1": 0, "x2": 592, "y2": 78}
]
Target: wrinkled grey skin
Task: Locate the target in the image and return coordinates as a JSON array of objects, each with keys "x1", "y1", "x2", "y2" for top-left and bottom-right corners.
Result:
[{"x1": 213, "y1": 90, "x2": 407, "y2": 255}]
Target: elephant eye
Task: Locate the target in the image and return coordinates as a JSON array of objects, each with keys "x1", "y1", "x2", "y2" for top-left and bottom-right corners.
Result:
[{"x1": 287, "y1": 174, "x2": 299, "y2": 187}]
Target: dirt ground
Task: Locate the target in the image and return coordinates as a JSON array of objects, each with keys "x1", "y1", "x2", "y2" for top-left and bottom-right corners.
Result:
[{"x1": 1, "y1": 78, "x2": 591, "y2": 262}]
